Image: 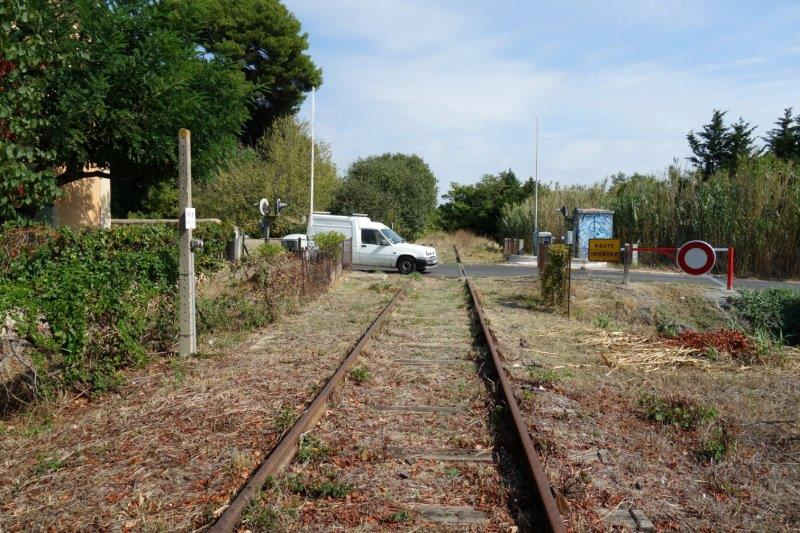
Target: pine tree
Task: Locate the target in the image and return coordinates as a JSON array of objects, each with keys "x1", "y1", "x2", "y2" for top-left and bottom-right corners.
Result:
[
  {"x1": 687, "y1": 110, "x2": 731, "y2": 180},
  {"x1": 726, "y1": 118, "x2": 757, "y2": 174},
  {"x1": 764, "y1": 108, "x2": 799, "y2": 160}
]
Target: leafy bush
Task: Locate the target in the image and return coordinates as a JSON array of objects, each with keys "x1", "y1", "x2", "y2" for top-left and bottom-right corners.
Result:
[
  {"x1": 638, "y1": 393, "x2": 717, "y2": 430},
  {"x1": 731, "y1": 289, "x2": 800, "y2": 345},
  {"x1": 540, "y1": 244, "x2": 570, "y2": 307},
  {"x1": 0, "y1": 223, "x2": 226, "y2": 402},
  {"x1": 696, "y1": 422, "x2": 734, "y2": 463},
  {"x1": 313, "y1": 231, "x2": 346, "y2": 259}
]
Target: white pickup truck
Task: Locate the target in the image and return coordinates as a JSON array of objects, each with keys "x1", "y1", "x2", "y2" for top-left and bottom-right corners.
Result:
[{"x1": 307, "y1": 213, "x2": 438, "y2": 274}]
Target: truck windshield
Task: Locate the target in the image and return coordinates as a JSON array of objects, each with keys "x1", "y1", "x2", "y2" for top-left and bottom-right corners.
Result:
[{"x1": 381, "y1": 228, "x2": 405, "y2": 244}]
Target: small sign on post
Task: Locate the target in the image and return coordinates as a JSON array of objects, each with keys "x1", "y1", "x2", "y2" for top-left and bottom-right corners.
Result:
[
  {"x1": 184, "y1": 207, "x2": 196, "y2": 230},
  {"x1": 588, "y1": 238, "x2": 621, "y2": 262}
]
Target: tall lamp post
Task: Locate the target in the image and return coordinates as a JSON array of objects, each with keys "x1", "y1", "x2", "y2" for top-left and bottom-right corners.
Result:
[
  {"x1": 533, "y1": 117, "x2": 539, "y2": 256},
  {"x1": 307, "y1": 87, "x2": 316, "y2": 235}
]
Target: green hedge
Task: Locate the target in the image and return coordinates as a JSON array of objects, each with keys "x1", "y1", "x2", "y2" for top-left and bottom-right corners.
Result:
[{"x1": 0, "y1": 223, "x2": 228, "y2": 397}]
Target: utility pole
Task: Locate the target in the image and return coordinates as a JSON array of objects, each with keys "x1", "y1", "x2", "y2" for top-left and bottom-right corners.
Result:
[
  {"x1": 178, "y1": 129, "x2": 197, "y2": 356},
  {"x1": 533, "y1": 116, "x2": 539, "y2": 256},
  {"x1": 307, "y1": 87, "x2": 315, "y2": 235}
]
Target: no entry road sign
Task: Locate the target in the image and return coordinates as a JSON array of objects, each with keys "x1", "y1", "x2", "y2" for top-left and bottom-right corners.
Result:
[{"x1": 677, "y1": 240, "x2": 716, "y2": 275}]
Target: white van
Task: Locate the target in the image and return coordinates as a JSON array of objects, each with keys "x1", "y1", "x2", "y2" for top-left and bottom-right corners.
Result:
[{"x1": 308, "y1": 213, "x2": 438, "y2": 274}]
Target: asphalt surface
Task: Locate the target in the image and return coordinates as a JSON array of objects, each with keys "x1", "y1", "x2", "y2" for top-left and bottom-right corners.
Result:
[{"x1": 429, "y1": 263, "x2": 800, "y2": 291}]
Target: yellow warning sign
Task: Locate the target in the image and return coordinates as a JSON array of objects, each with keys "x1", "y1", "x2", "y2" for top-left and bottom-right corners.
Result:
[{"x1": 588, "y1": 238, "x2": 621, "y2": 262}]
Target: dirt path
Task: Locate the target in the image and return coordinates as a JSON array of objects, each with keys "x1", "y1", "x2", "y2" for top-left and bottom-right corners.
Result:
[
  {"x1": 0, "y1": 272, "x2": 398, "y2": 532},
  {"x1": 244, "y1": 277, "x2": 524, "y2": 531},
  {"x1": 473, "y1": 277, "x2": 800, "y2": 532}
]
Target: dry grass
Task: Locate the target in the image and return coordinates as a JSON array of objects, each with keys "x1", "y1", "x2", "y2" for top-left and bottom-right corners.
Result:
[
  {"x1": 416, "y1": 230, "x2": 503, "y2": 264},
  {"x1": 246, "y1": 278, "x2": 519, "y2": 531},
  {"x1": 0, "y1": 272, "x2": 401, "y2": 532},
  {"x1": 475, "y1": 277, "x2": 800, "y2": 532}
]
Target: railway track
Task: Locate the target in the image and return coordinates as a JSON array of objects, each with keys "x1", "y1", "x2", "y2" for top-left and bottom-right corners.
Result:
[{"x1": 209, "y1": 252, "x2": 564, "y2": 532}]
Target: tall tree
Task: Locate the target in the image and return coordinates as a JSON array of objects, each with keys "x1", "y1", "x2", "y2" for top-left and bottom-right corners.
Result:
[
  {"x1": 727, "y1": 117, "x2": 757, "y2": 174},
  {"x1": 687, "y1": 110, "x2": 757, "y2": 179},
  {"x1": 0, "y1": 0, "x2": 81, "y2": 220},
  {"x1": 194, "y1": 115, "x2": 338, "y2": 235},
  {"x1": 0, "y1": 0, "x2": 254, "y2": 220},
  {"x1": 331, "y1": 154, "x2": 438, "y2": 241},
  {"x1": 438, "y1": 170, "x2": 532, "y2": 239},
  {"x1": 687, "y1": 110, "x2": 731, "y2": 180},
  {"x1": 764, "y1": 108, "x2": 799, "y2": 161},
  {"x1": 166, "y1": 0, "x2": 322, "y2": 145}
]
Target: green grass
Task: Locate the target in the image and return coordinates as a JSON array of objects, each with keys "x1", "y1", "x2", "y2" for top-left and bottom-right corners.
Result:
[
  {"x1": 33, "y1": 454, "x2": 64, "y2": 475},
  {"x1": 274, "y1": 406, "x2": 297, "y2": 433},
  {"x1": 696, "y1": 423, "x2": 734, "y2": 463},
  {"x1": 296, "y1": 435, "x2": 330, "y2": 464},
  {"x1": 638, "y1": 393, "x2": 717, "y2": 430},
  {"x1": 287, "y1": 474, "x2": 351, "y2": 499},
  {"x1": 349, "y1": 366, "x2": 370, "y2": 384}
]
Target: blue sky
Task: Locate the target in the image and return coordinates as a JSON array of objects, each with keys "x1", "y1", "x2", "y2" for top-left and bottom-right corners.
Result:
[{"x1": 286, "y1": 1, "x2": 800, "y2": 199}]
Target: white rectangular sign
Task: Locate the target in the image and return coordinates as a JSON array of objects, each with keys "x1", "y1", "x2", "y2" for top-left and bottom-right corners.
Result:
[{"x1": 184, "y1": 207, "x2": 196, "y2": 230}]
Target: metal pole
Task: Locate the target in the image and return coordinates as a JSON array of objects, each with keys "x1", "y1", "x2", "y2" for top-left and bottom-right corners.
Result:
[
  {"x1": 308, "y1": 87, "x2": 315, "y2": 235},
  {"x1": 623, "y1": 243, "x2": 631, "y2": 285},
  {"x1": 178, "y1": 128, "x2": 196, "y2": 356},
  {"x1": 566, "y1": 244, "x2": 572, "y2": 318},
  {"x1": 533, "y1": 116, "x2": 539, "y2": 256}
]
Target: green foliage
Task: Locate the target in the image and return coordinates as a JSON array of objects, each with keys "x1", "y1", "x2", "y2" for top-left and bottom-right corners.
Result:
[
  {"x1": 439, "y1": 170, "x2": 533, "y2": 240},
  {"x1": 731, "y1": 289, "x2": 800, "y2": 345},
  {"x1": 287, "y1": 475, "x2": 351, "y2": 499},
  {"x1": 1, "y1": 0, "x2": 256, "y2": 220},
  {"x1": 255, "y1": 242, "x2": 287, "y2": 263},
  {"x1": 0, "y1": 224, "x2": 226, "y2": 399},
  {"x1": 331, "y1": 153, "x2": 438, "y2": 241},
  {"x1": 593, "y1": 313, "x2": 611, "y2": 329},
  {"x1": 349, "y1": 366, "x2": 370, "y2": 384},
  {"x1": 638, "y1": 393, "x2": 717, "y2": 430},
  {"x1": 687, "y1": 110, "x2": 756, "y2": 180},
  {"x1": 0, "y1": 0, "x2": 77, "y2": 221},
  {"x1": 527, "y1": 366, "x2": 562, "y2": 387},
  {"x1": 540, "y1": 244, "x2": 570, "y2": 308},
  {"x1": 274, "y1": 405, "x2": 297, "y2": 432},
  {"x1": 313, "y1": 231, "x2": 346, "y2": 259},
  {"x1": 197, "y1": 293, "x2": 270, "y2": 334},
  {"x1": 696, "y1": 423, "x2": 733, "y2": 463},
  {"x1": 500, "y1": 197, "x2": 534, "y2": 241},
  {"x1": 386, "y1": 511, "x2": 410, "y2": 523},
  {"x1": 166, "y1": 0, "x2": 322, "y2": 145},
  {"x1": 242, "y1": 503, "x2": 280, "y2": 531},
  {"x1": 612, "y1": 156, "x2": 800, "y2": 279},
  {"x1": 33, "y1": 454, "x2": 64, "y2": 475},
  {"x1": 763, "y1": 108, "x2": 800, "y2": 161},
  {"x1": 296, "y1": 435, "x2": 330, "y2": 463},
  {"x1": 195, "y1": 116, "x2": 339, "y2": 235}
]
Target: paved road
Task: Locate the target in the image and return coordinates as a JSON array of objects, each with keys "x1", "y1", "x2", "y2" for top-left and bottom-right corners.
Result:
[{"x1": 429, "y1": 263, "x2": 800, "y2": 291}]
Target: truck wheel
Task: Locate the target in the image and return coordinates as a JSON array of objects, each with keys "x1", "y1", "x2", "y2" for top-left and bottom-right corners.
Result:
[{"x1": 397, "y1": 256, "x2": 415, "y2": 275}]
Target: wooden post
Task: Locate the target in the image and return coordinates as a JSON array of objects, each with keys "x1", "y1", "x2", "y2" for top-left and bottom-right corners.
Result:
[
  {"x1": 727, "y1": 247, "x2": 735, "y2": 290},
  {"x1": 623, "y1": 243, "x2": 632, "y2": 285},
  {"x1": 178, "y1": 129, "x2": 196, "y2": 356}
]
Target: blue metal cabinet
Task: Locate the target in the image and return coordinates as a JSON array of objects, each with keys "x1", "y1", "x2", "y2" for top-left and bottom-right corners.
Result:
[{"x1": 574, "y1": 209, "x2": 614, "y2": 259}]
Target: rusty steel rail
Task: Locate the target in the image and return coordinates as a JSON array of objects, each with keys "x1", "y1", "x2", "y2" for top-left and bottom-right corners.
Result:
[
  {"x1": 209, "y1": 288, "x2": 405, "y2": 533},
  {"x1": 456, "y1": 247, "x2": 566, "y2": 533}
]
